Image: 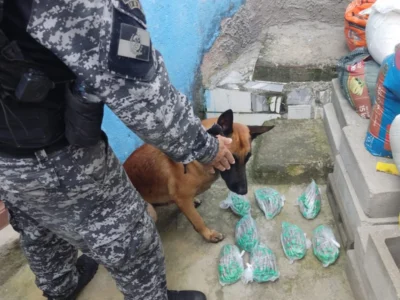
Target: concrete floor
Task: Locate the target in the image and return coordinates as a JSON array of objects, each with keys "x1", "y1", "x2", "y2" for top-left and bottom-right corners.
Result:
[{"x1": 0, "y1": 180, "x2": 354, "y2": 300}]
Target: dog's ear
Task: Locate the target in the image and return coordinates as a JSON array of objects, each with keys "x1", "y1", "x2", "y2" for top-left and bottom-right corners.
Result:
[
  {"x1": 217, "y1": 109, "x2": 234, "y2": 136},
  {"x1": 248, "y1": 125, "x2": 274, "y2": 140}
]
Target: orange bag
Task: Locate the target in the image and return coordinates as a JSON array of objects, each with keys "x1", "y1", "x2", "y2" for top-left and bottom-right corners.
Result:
[{"x1": 344, "y1": 0, "x2": 376, "y2": 51}]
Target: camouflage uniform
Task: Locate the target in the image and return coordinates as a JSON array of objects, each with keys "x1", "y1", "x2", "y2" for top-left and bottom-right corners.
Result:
[{"x1": 1, "y1": 0, "x2": 219, "y2": 299}]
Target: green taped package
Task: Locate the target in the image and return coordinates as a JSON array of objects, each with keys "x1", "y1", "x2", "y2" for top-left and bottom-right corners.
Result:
[
  {"x1": 255, "y1": 187, "x2": 285, "y2": 220},
  {"x1": 218, "y1": 244, "x2": 244, "y2": 286},
  {"x1": 235, "y1": 215, "x2": 259, "y2": 253},
  {"x1": 281, "y1": 222, "x2": 311, "y2": 263},
  {"x1": 298, "y1": 179, "x2": 321, "y2": 220},
  {"x1": 220, "y1": 192, "x2": 251, "y2": 217},
  {"x1": 242, "y1": 243, "x2": 280, "y2": 284},
  {"x1": 312, "y1": 225, "x2": 340, "y2": 267}
]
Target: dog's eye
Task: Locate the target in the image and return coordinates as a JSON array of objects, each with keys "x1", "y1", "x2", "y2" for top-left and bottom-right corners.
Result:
[{"x1": 245, "y1": 152, "x2": 252, "y2": 162}]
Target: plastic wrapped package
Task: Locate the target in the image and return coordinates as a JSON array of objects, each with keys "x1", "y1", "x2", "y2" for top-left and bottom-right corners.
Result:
[
  {"x1": 281, "y1": 222, "x2": 311, "y2": 263},
  {"x1": 242, "y1": 243, "x2": 280, "y2": 284},
  {"x1": 218, "y1": 244, "x2": 245, "y2": 286},
  {"x1": 297, "y1": 180, "x2": 321, "y2": 220},
  {"x1": 255, "y1": 188, "x2": 285, "y2": 220},
  {"x1": 220, "y1": 192, "x2": 251, "y2": 217},
  {"x1": 312, "y1": 225, "x2": 341, "y2": 267},
  {"x1": 235, "y1": 215, "x2": 259, "y2": 253}
]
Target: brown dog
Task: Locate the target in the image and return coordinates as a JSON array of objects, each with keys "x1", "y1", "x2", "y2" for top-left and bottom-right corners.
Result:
[{"x1": 123, "y1": 110, "x2": 274, "y2": 242}]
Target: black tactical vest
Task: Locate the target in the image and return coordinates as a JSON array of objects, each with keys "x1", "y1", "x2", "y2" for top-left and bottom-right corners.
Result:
[{"x1": 0, "y1": 0, "x2": 104, "y2": 154}]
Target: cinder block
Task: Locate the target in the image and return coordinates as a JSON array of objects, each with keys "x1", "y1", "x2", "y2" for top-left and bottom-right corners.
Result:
[
  {"x1": 286, "y1": 87, "x2": 313, "y2": 105},
  {"x1": 251, "y1": 94, "x2": 269, "y2": 112},
  {"x1": 346, "y1": 250, "x2": 376, "y2": 300},
  {"x1": 243, "y1": 81, "x2": 285, "y2": 93},
  {"x1": 327, "y1": 175, "x2": 353, "y2": 249},
  {"x1": 323, "y1": 103, "x2": 341, "y2": 156},
  {"x1": 331, "y1": 79, "x2": 369, "y2": 129},
  {"x1": 363, "y1": 225, "x2": 400, "y2": 300},
  {"x1": 206, "y1": 112, "x2": 280, "y2": 126},
  {"x1": 288, "y1": 104, "x2": 312, "y2": 119},
  {"x1": 332, "y1": 155, "x2": 397, "y2": 230},
  {"x1": 206, "y1": 88, "x2": 252, "y2": 113},
  {"x1": 354, "y1": 226, "x2": 372, "y2": 267},
  {"x1": 340, "y1": 125, "x2": 400, "y2": 218}
]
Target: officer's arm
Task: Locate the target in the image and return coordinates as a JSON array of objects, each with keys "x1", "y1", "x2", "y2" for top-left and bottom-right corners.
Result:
[
  {"x1": 100, "y1": 50, "x2": 219, "y2": 165},
  {"x1": 24, "y1": 1, "x2": 219, "y2": 164}
]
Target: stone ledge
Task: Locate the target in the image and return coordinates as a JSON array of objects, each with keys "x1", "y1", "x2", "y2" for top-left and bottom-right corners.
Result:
[
  {"x1": 253, "y1": 22, "x2": 348, "y2": 83},
  {"x1": 323, "y1": 103, "x2": 341, "y2": 157},
  {"x1": 346, "y1": 250, "x2": 375, "y2": 300},
  {"x1": 340, "y1": 125, "x2": 400, "y2": 218},
  {"x1": 251, "y1": 119, "x2": 333, "y2": 184},
  {"x1": 364, "y1": 225, "x2": 400, "y2": 300}
]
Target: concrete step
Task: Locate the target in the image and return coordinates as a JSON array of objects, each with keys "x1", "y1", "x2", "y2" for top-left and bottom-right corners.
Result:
[
  {"x1": 327, "y1": 155, "x2": 398, "y2": 248},
  {"x1": 340, "y1": 125, "x2": 400, "y2": 218},
  {"x1": 252, "y1": 22, "x2": 348, "y2": 83},
  {"x1": 346, "y1": 250, "x2": 376, "y2": 300},
  {"x1": 251, "y1": 119, "x2": 333, "y2": 185},
  {"x1": 362, "y1": 225, "x2": 400, "y2": 300},
  {"x1": 323, "y1": 103, "x2": 341, "y2": 156},
  {"x1": 331, "y1": 79, "x2": 369, "y2": 129},
  {"x1": 327, "y1": 174, "x2": 354, "y2": 250}
]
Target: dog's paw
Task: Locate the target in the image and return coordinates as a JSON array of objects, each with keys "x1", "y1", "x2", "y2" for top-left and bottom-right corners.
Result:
[
  {"x1": 194, "y1": 199, "x2": 202, "y2": 208},
  {"x1": 206, "y1": 230, "x2": 225, "y2": 243}
]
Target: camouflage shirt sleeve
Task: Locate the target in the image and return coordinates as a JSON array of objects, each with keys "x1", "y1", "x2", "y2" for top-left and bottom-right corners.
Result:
[{"x1": 25, "y1": 0, "x2": 219, "y2": 165}]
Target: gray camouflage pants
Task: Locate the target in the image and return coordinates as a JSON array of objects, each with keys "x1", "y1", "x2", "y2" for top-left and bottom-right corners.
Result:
[{"x1": 0, "y1": 139, "x2": 167, "y2": 300}]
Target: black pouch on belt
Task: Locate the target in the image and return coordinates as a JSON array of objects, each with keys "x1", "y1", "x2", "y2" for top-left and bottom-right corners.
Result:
[{"x1": 64, "y1": 84, "x2": 105, "y2": 147}]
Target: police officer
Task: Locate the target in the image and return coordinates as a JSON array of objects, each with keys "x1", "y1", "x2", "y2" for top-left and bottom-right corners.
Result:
[{"x1": 0, "y1": 0, "x2": 235, "y2": 299}]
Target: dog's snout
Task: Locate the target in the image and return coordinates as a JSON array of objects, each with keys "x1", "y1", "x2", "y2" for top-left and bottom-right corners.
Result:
[{"x1": 231, "y1": 183, "x2": 247, "y2": 195}]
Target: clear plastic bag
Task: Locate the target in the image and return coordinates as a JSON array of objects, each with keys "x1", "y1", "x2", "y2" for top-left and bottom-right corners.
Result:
[
  {"x1": 220, "y1": 192, "x2": 251, "y2": 217},
  {"x1": 255, "y1": 188, "x2": 285, "y2": 220},
  {"x1": 312, "y1": 225, "x2": 341, "y2": 267},
  {"x1": 235, "y1": 215, "x2": 259, "y2": 253},
  {"x1": 242, "y1": 243, "x2": 280, "y2": 284},
  {"x1": 298, "y1": 179, "x2": 321, "y2": 220},
  {"x1": 218, "y1": 244, "x2": 245, "y2": 286},
  {"x1": 281, "y1": 222, "x2": 311, "y2": 263}
]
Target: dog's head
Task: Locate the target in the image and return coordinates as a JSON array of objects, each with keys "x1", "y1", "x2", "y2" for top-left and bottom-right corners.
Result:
[{"x1": 205, "y1": 109, "x2": 274, "y2": 195}]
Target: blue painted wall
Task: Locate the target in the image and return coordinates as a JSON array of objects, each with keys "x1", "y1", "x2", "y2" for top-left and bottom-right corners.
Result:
[{"x1": 102, "y1": 0, "x2": 245, "y2": 163}]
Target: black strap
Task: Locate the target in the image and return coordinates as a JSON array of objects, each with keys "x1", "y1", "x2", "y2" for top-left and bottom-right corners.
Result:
[{"x1": 0, "y1": 0, "x2": 3, "y2": 23}]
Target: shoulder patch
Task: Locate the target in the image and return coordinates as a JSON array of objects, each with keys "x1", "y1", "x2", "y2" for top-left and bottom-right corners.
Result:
[
  {"x1": 122, "y1": 0, "x2": 142, "y2": 10},
  {"x1": 117, "y1": 23, "x2": 150, "y2": 62}
]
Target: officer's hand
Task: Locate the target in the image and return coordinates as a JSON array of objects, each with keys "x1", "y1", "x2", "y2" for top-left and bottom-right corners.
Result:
[{"x1": 207, "y1": 136, "x2": 235, "y2": 174}]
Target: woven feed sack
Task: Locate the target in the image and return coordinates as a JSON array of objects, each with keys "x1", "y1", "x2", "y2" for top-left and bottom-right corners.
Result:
[
  {"x1": 344, "y1": 0, "x2": 376, "y2": 51},
  {"x1": 337, "y1": 47, "x2": 380, "y2": 119},
  {"x1": 365, "y1": 44, "x2": 400, "y2": 157}
]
